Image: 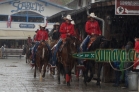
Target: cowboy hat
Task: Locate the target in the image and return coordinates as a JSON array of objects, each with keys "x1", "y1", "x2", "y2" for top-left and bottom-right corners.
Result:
[
  {"x1": 40, "y1": 24, "x2": 46, "y2": 27},
  {"x1": 54, "y1": 22, "x2": 60, "y2": 26},
  {"x1": 88, "y1": 13, "x2": 97, "y2": 18},
  {"x1": 35, "y1": 29, "x2": 39, "y2": 32},
  {"x1": 64, "y1": 15, "x2": 72, "y2": 21},
  {"x1": 71, "y1": 20, "x2": 75, "y2": 25}
]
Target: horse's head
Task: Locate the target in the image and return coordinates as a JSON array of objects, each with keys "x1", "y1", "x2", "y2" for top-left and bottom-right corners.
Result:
[
  {"x1": 37, "y1": 41, "x2": 49, "y2": 59},
  {"x1": 66, "y1": 36, "x2": 78, "y2": 53}
]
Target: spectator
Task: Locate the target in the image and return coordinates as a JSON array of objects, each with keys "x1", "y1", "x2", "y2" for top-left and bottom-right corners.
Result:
[
  {"x1": 49, "y1": 22, "x2": 60, "y2": 41},
  {"x1": 1, "y1": 46, "x2": 5, "y2": 57},
  {"x1": 121, "y1": 41, "x2": 133, "y2": 89}
]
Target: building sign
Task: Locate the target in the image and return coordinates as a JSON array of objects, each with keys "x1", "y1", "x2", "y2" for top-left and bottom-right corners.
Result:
[
  {"x1": 115, "y1": 0, "x2": 139, "y2": 15},
  {"x1": 11, "y1": 1, "x2": 44, "y2": 13},
  {"x1": 19, "y1": 24, "x2": 35, "y2": 28},
  {"x1": 73, "y1": 49, "x2": 135, "y2": 62}
]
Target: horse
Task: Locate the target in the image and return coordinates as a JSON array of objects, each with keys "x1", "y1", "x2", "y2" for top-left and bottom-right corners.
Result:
[
  {"x1": 34, "y1": 41, "x2": 50, "y2": 81},
  {"x1": 22, "y1": 44, "x2": 32, "y2": 63},
  {"x1": 82, "y1": 36, "x2": 113, "y2": 86},
  {"x1": 57, "y1": 36, "x2": 78, "y2": 86}
]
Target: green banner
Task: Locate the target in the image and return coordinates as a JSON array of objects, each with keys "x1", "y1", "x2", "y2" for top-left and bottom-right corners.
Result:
[{"x1": 72, "y1": 49, "x2": 135, "y2": 62}]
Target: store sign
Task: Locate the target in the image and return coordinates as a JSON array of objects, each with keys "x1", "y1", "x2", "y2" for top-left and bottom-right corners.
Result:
[
  {"x1": 19, "y1": 24, "x2": 35, "y2": 28},
  {"x1": 73, "y1": 49, "x2": 135, "y2": 62},
  {"x1": 115, "y1": 0, "x2": 139, "y2": 15},
  {"x1": 11, "y1": 1, "x2": 44, "y2": 13}
]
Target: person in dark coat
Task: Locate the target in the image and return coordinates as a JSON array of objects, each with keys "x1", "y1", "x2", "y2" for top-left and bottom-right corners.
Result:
[
  {"x1": 121, "y1": 41, "x2": 133, "y2": 89},
  {"x1": 49, "y1": 22, "x2": 60, "y2": 41}
]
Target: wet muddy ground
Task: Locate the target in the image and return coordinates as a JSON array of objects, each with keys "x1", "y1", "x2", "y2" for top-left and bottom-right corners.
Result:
[{"x1": 0, "y1": 57, "x2": 135, "y2": 92}]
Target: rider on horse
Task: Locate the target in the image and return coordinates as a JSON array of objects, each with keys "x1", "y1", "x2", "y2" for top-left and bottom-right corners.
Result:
[
  {"x1": 49, "y1": 22, "x2": 60, "y2": 41},
  {"x1": 27, "y1": 35, "x2": 32, "y2": 47},
  {"x1": 78, "y1": 12, "x2": 102, "y2": 66},
  {"x1": 31, "y1": 24, "x2": 51, "y2": 66},
  {"x1": 51, "y1": 15, "x2": 75, "y2": 67}
]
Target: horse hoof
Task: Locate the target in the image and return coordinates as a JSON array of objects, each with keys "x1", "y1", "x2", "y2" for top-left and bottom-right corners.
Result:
[
  {"x1": 84, "y1": 81, "x2": 87, "y2": 86},
  {"x1": 96, "y1": 82, "x2": 101, "y2": 87}
]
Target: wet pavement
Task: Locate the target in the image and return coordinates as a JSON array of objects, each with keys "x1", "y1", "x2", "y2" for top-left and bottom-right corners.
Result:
[{"x1": 0, "y1": 57, "x2": 137, "y2": 92}]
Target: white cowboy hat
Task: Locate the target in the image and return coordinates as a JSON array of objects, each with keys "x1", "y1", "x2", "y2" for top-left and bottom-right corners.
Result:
[
  {"x1": 54, "y1": 22, "x2": 60, "y2": 26},
  {"x1": 64, "y1": 15, "x2": 72, "y2": 20},
  {"x1": 39, "y1": 24, "x2": 46, "y2": 27},
  {"x1": 71, "y1": 21, "x2": 75, "y2": 25},
  {"x1": 88, "y1": 13, "x2": 97, "y2": 18}
]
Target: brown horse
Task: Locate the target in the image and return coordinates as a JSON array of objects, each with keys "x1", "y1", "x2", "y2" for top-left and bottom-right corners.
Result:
[
  {"x1": 57, "y1": 36, "x2": 78, "y2": 86},
  {"x1": 34, "y1": 41, "x2": 50, "y2": 81},
  {"x1": 22, "y1": 44, "x2": 32, "y2": 63}
]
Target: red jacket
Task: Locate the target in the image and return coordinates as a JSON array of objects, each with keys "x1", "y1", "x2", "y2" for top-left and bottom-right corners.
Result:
[
  {"x1": 85, "y1": 20, "x2": 101, "y2": 35},
  {"x1": 135, "y1": 40, "x2": 139, "y2": 52},
  {"x1": 60, "y1": 22, "x2": 74, "y2": 39},
  {"x1": 35, "y1": 30, "x2": 48, "y2": 41}
]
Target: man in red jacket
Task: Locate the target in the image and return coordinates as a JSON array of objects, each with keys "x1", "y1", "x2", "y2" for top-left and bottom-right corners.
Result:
[
  {"x1": 31, "y1": 24, "x2": 51, "y2": 66},
  {"x1": 80, "y1": 13, "x2": 101, "y2": 51},
  {"x1": 51, "y1": 15, "x2": 74, "y2": 67},
  {"x1": 78, "y1": 13, "x2": 102, "y2": 66}
]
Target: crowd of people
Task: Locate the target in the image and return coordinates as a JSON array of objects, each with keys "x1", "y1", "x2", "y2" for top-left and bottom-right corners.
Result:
[{"x1": 24, "y1": 12, "x2": 139, "y2": 89}]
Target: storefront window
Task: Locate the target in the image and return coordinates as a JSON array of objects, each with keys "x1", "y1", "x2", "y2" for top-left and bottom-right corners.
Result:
[
  {"x1": 28, "y1": 17, "x2": 44, "y2": 23},
  {"x1": 12, "y1": 16, "x2": 27, "y2": 22},
  {"x1": 0, "y1": 15, "x2": 8, "y2": 21},
  {"x1": 11, "y1": 11, "x2": 44, "y2": 23}
]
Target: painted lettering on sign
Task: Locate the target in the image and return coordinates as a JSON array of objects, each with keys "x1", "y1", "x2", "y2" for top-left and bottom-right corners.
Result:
[{"x1": 11, "y1": 1, "x2": 44, "y2": 13}]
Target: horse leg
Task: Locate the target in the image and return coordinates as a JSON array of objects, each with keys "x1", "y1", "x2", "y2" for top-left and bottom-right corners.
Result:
[
  {"x1": 96, "y1": 62, "x2": 103, "y2": 87},
  {"x1": 82, "y1": 62, "x2": 88, "y2": 86},
  {"x1": 87, "y1": 61, "x2": 94, "y2": 82},
  {"x1": 75, "y1": 66, "x2": 79, "y2": 81},
  {"x1": 39, "y1": 62, "x2": 43, "y2": 82},
  {"x1": 26, "y1": 54, "x2": 27, "y2": 63},
  {"x1": 34, "y1": 62, "x2": 36, "y2": 78},
  {"x1": 65, "y1": 67, "x2": 71, "y2": 86},
  {"x1": 42, "y1": 63, "x2": 47, "y2": 78},
  {"x1": 57, "y1": 63, "x2": 60, "y2": 84}
]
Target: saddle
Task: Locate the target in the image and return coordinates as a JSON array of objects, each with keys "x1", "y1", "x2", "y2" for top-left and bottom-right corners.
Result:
[{"x1": 87, "y1": 36, "x2": 97, "y2": 50}]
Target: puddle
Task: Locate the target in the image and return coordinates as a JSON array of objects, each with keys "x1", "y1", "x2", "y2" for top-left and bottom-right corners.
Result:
[
  {"x1": 5, "y1": 65, "x2": 17, "y2": 67},
  {"x1": 12, "y1": 62, "x2": 18, "y2": 63}
]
